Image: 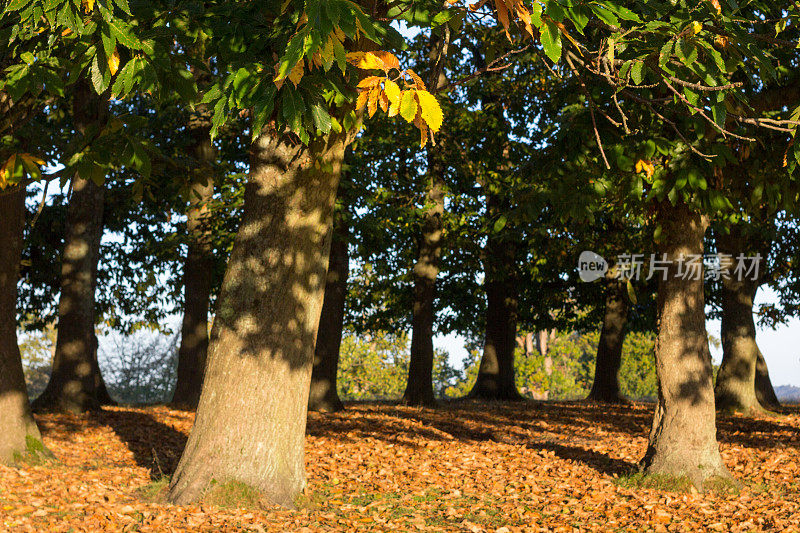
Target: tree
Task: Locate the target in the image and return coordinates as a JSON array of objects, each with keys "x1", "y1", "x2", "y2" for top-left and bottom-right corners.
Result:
[
  {"x1": 586, "y1": 278, "x2": 629, "y2": 403},
  {"x1": 32, "y1": 82, "x2": 111, "y2": 413},
  {"x1": 308, "y1": 181, "x2": 351, "y2": 412},
  {"x1": 0, "y1": 186, "x2": 49, "y2": 464}
]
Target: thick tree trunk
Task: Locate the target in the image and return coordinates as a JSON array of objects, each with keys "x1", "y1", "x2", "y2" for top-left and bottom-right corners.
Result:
[
  {"x1": 754, "y1": 348, "x2": 781, "y2": 411},
  {"x1": 32, "y1": 177, "x2": 106, "y2": 413},
  {"x1": 32, "y1": 83, "x2": 109, "y2": 414},
  {"x1": 0, "y1": 187, "x2": 49, "y2": 464},
  {"x1": 402, "y1": 171, "x2": 444, "y2": 407},
  {"x1": 308, "y1": 206, "x2": 349, "y2": 412},
  {"x1": 172, "y1": 124, "x2": 216, "y2": 409},
  {"x1": 167, "y1": 131, "x2": 345, "y2": 506},
  {"x1": 640, "y1": 201, "x2": 729, "y2": 487},
  {"x1": 587, "y1": 279, "x2": 629, "y2": 403},
  {"x1": 470, "y1": 198, "x2": 522, "y2": 400}
]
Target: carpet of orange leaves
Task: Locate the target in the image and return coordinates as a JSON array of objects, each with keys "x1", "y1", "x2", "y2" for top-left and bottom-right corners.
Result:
[{"x1": 1, "y1": 401, "x2": 799, "y2": 532}]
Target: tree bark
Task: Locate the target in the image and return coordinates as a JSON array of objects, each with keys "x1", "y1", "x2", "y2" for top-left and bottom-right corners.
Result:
[
  {"x1": 167, "y1": 131, "x2": 346, "y2": 506},
  {"x1": 0, "y1": 186, "x2": 49, "y2": 464},
  {"x1": 469, "y1": 194, "x2": 522, "y2": 400},
  {"x1": 308, "y1": 204, "x2": 349, "y2": 412},
  {"x1": 402, "y1": 170, "x2": 444, "y2": 407},
  {"x1": 714, "y1": 274, "x2": 761, "y2": 413},
  {"x1": 713, "y1": 230, "x2": 780, "y2": 413},
  {"x1": 640, "y1": 201, "x2": 730, "y2": 487},
  {"x1": 172, "y1": 123, "x2": 216, "y2": 409},
  {"x1": 32, "y1": 176, "x2": 106, "y2": 413},
  {"x1": 754, "y1": 348, "x2": 781, "y2": 411},
  {"x1": 587, "y1": 279, "x2": 629, "y2": 403},
  {"x1": 32, "y1": 83, "x2": 109, "y2": 413}
]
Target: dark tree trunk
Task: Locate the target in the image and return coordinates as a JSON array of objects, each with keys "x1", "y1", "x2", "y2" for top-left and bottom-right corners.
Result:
[
  {"x1": 470, "y1": 194, "x2": 522, "y2": 400},
  {"x1": 754, "y1": 348, "x2": 781, "y2": 411},
  {"x1": 0, "y1": 187, "x2": 50, "y2": 464},
  {"x1": 167, "y1": 131, "x2": 346, "y2": 506},
  {"x1": 172, "y1": 123, "x2": 216, "y2": 409},
  {"x1": 714, "y1": 278, "x2": 761, "y2": 413},
  {"x1": 587, "y1": 279, "x2": 629, "y2": 403},
  {"x1": 640, "y1": 201, "x2": 729, "y2": 487},
  {"x1": 308, "y1": 203, "x2": 349, "y2": 412},
  {"x1": 402, "y1": 170, "x2": 444, "y2": 407},
  {"x1": 32, "y1": 176, "x2": 106, "y2": 413},
  {"x1": 32, "y1": 83, "x2": 108, "y2": 414},
  {"x1": 713, "y1": 230, "x2": 779, "y2": 413},
  {"x1": 92, "y1": 332, "x2": 115, "y2": 405}
]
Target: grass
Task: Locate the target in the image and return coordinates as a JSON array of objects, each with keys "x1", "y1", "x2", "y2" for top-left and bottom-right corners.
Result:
[
  {"x1": 136, "y1": 476, "x2": 170, "y2": 503},
  {"x1": 203, "y1": 480, "x2": 265, "y2": 509}
]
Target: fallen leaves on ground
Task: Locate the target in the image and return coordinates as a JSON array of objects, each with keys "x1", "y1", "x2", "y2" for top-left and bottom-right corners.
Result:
[{"x1": 1, "y1": 401, "x2": 799, "y2": 531}]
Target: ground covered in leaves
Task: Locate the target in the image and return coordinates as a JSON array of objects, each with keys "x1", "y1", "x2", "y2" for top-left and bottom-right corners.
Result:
[{"x1": 1, "y1": 401, "x2": 799, "y2": 532}]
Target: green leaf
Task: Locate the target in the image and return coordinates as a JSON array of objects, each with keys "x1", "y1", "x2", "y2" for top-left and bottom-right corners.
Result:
[
  {"x1": 310, "y1": 104, "x2": 332, "y2": 134},
  {"x1": 493, "y1": 215, "x2": 507, "y2": 232},
  {"x1": 630, "y1": 61, "x2": 644, "y2": 84},
  {"x1": 540, "y1": 21, "x2": 562, "y2": 63},
  {"x1": 430, "y1": 10, "x2": 453, "y2": 27}
]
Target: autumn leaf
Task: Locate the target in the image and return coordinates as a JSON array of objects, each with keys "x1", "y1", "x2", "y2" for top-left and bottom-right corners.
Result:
[
  {"x1": 287, "y1": 60, "x2": 304, "y2": 87},
  {"x1": 346, "y1": 52, "x2": 388, "y2": 71},
  {"x1": 357, "y1": 76, "x2": 383, "y2": 89},
  {"x1": 384, "y1": 79, "x2": 401, "y2": 117},
  {"x1": 415, "y1": 90, "x2": 443, "y2": 133},
  {"x1": 635, "y1": 159, "x2": 655, "y2": 179},
  {"x1": 399, "y1": 90, "x2": 418, "y2": 123},
  {"x1": 82, "y1": 0, "x2": 94, "y2": 13},
  {"x1": 108, "y1": 48, "x2": 121, "y2": 76},
  {"x1": 371, "y1": 51, "x2": 400, "y2": 71}
]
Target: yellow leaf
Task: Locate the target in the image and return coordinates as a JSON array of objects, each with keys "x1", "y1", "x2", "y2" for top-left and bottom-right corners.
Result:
[
  {"x1": 288, "y1": 60, "x2": 304, "y2": 87},
  {"x1": 379, "y1": 91, "x2": 389, "y2": 113},
  {"x1": 399, "y1": 90, "x2": 418, "y2": 123},
  {"x1": 367, "y1": 87, "x2": 380, "y2": 118},
  {"x1": 82, "y1": 0, "x2": 94, "y2": 13},
  {"x1": 635, "y1": 159, "x2": 655, "y2": 179},
  {"x1": 405, "y1": 69, "x2": 427, "y2": 91},
  {"x1": 108, "y1": 48, "x2": 120, "y2": 76},
  {"x1": 415, "y1": 90, "x2": 443, "y2": 133},
  {"x1": 384, "y1": 79, "x2": 401, "y2": 116},
  {"x1": 346, "y1": 52, "x2": 385, "y2": 71},
  {"x1": 0, "y1": 155, "x2": 13, "y2": 189},
  {"x1": 357, "y1": 76, "x2": 383, "y2": 89},
  {"x1": 355, "y1": 90, "x2": 369, "y2": 111},
  {"x1": 19, "y1": 153, "x2": 45, "y2": 166},
  {"x1": 691, "y1": 21, "x2": 703, "y2": 35},
  {"x1": 371, "y1": 51, "x2": 400, "y2": 71}
]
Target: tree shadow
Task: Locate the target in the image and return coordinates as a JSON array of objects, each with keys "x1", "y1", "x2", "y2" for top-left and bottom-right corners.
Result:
[{"x1": 90, "y1": 408, "x2": 188, "y2": 479}]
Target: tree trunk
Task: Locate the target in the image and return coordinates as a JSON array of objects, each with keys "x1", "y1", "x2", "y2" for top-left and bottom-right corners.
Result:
[
  {"x1": 402, "y1": 170, "x2": 444, "y2": 407},
  {"x1": 167, "y1": 131, "x2": 345, "y2": 506},
  {"x1": 0, "y1": 186, "x2": 50, "y2": 464},
  {"x1": 172, "y1": 123, "x2": 216, "y2": 409},
  {"x1": 640, "y1": 201, "x2": 730, "y2": 487},
  {"x1": 714, "y1": 274, "x2": 761, "y2": 413},
  {"x1": 32, "y1": 83, "x2": 109, "y2": 414},
  {"x1": 713, "y1": 230, "x2": 778, "y2": 414},
  {"x1": 470, "y1": 195, "x2": 522, "y2": 400},
  {"x1": 93, "y1": 332, "x2": 115, "y2": 405},
  {"x1": 754, "y1": 348, "x2": 781, "y2": 411},
  {"x1": 308, "y1": 204, "x2": 349, "y2": 413},
  {"x1": 32, "y1": 177, "x2": 106, "y2": 413},
  {"x1": 587, "y1": 279, "x2": 629, "y2": 403}
]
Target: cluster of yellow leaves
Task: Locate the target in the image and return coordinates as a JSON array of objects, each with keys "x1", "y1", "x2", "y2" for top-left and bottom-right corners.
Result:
[
  {"x1": 82, "y1": 0, "x2": 94, "y2": 13},
  {"x1": 0, "y1": 153, "x2": 45, "y2": 189},
  {"x1": 347, "y1": 51, "x2": 443, "y2": 147},
  {"x1": 635, "y1": 158, "x2": 655, "y2": 179}
]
